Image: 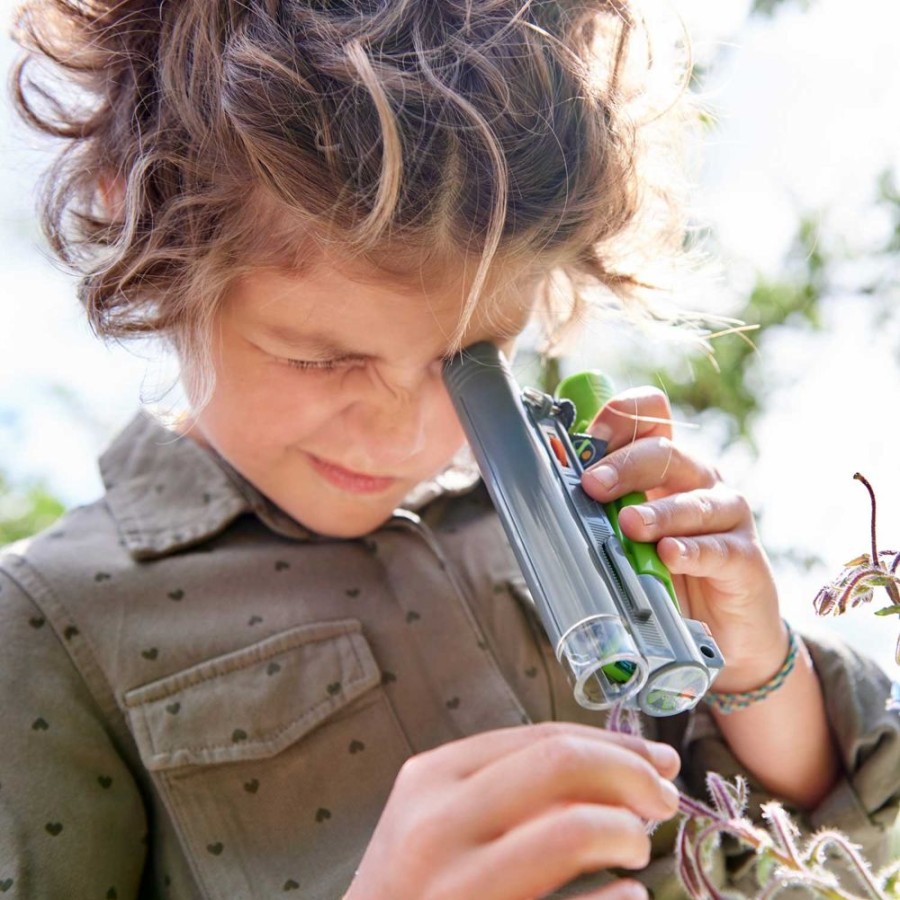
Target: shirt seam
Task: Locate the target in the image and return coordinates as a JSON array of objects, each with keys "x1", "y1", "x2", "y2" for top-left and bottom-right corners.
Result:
[
  {"x1": 388, "y1": 513, "x2": 530, "y2": 722},
  {"x1": 0, "y1": 556, "x2": 136, "y2": 759}
]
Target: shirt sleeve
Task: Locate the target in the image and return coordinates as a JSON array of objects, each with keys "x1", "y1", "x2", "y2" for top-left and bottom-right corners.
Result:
[
  {"x1": 0, "y1": 568, "x2": 148, "y2": 898},
  {"x1": 680, "y1": 631, "x2": 900, "y2": 881}
]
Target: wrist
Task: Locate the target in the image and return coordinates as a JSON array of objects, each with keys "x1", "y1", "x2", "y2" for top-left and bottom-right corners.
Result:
[
  {"x1": 704, "y1": 621, "x2": 798, "y2": 714},
  {"x1": 712, "y1": 619, "x2": 790, "y2": 692}
]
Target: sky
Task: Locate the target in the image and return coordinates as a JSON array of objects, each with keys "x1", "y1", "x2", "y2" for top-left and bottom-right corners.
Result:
[
  {"x1": 678, "y1": 0, "x2": 900, "y2": 673},
  {"x1": 1, "y1": 0, "x2": 899, "y2": 677}
]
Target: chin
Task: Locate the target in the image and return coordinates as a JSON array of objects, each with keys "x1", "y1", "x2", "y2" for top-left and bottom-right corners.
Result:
[{"x1": 290, "y1": 502, "x2": 397, "y2": 540}]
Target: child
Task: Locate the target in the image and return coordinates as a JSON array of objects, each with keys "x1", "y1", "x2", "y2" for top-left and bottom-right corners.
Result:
[{"x1": 3, "y1": 1, "x2": 898, "y2": 898}]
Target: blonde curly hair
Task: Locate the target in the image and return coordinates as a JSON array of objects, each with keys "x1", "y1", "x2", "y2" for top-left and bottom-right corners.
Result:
[{"x1": 12, "y1": 0, "x2": 694, "y2": 402}]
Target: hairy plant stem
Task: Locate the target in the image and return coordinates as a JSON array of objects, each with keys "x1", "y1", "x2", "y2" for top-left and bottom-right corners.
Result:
[
  {"x1": 855, "y1": 472, "x2": 900, "y2": 607},
  {"x1": 676, "y1": 793, "x2": 887, "y2": 900}
]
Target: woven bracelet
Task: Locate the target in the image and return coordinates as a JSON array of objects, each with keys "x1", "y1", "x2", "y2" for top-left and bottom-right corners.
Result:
[{"x1": 702, "y1": 623, "x2": 799, "y2": 715}]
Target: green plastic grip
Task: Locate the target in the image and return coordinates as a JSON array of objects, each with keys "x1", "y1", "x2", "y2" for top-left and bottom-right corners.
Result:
[
  {"x1": 555, "y1": 371, "x2": 615, "y2": 434},
  {"x1": 555, "y1": 371, "x2": 679, "y2": 609}
]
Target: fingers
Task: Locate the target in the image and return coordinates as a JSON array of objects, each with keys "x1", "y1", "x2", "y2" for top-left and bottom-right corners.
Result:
[
  {"x1": 579, "y1": 881, "x2": 649, "y2": 900},
  {"x1": 583, "y1": 436, "x2": 721, "y2": 500},
  {"x1": 587, "y1": 387, "x2": 674, "y2": 451},
  {"x1": 414, "y1": 721, "x2": 681, "y2": 782},
  {"x1": 441, "y1": 804, "x2": 652, "y2": 900},
  {"x1": 615, "y1": 487, "x2": 751, "y2": 544},
  {"x1": 599, "y1": 487, "x2": 763, "y2": 585},
  {"x1": 657, "y1": 531, "x2": 763, "y2": 580},
  {"x1": 590, "y1": 482, "x2": 763, "y2": 594},
  {"x1": 454, "y1": 733, "x2": 680, "y2": 839},
  {"x1": 354, "y1": 723, "x2": 676, "y2": 900}
]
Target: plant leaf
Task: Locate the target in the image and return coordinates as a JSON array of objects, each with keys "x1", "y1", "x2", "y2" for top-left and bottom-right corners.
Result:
[
  {"x1": 761, "y1": 802, "x2": 803, "y2": 867},
  {"x1": 860, "y1": 575, "x2": 898, "y2": 589},
  {"x1": 843, "y1": 554, "x2": 871, "y2": 567},
  {"x1": 755, "y1": 849, "x2": 778, "y2": 888},
  {"x1": 873, "y1": 604, "x2": 900, "y2": 616}
]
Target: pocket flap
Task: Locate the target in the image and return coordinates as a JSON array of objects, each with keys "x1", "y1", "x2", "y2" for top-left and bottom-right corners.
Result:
[{"x1": 123, "y1": 619, "x2": 380, "y2": 771}]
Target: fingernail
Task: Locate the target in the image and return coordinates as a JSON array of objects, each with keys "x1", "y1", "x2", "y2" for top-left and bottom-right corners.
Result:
[
  {"x1": 630, "y1": 505, "x2": 655, "y2": 526},
  {"x1": 588, "y1": 464, "x2": 617, "y2": 491},
  {"x1": 659, "y1": 778, "x2": 680, "y2": 809},
  {"x1": 671, "y1": 538, "x2": 687, "y2": 557}
]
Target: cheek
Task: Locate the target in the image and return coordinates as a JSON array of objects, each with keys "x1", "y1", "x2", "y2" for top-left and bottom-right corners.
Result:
[
  {"x1": 427, "y1": 389, "x2": 468, "y2": 455},
  {"x1": 193, "y1": 362, "x2": 333, "y2": 448}
]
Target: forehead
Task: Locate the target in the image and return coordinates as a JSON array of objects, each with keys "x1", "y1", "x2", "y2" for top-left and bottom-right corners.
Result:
[{"x1": 228, "y1": 251, "x2": 541, "y2": 350}]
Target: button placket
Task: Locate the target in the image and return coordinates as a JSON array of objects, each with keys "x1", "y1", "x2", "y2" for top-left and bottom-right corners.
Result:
[{"x1": 377, "y1": 512, "x2": 529, "y2": 738}]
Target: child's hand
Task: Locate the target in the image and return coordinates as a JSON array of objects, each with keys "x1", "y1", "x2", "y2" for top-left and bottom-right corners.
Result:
[
  {"x1": 581, "y1": 387, "x2": 789, "y2": 694},
  {"x1": 345, "y1": 722, "x2": 680, "y2": 900}
]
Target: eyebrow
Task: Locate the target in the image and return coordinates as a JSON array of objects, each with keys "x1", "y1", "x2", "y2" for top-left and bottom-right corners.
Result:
[
  {"x1": 258, "y1": 324, "x2": 366, "y2": 357},
  {"x1": 257, "y1": 316, "x2": 528, "y2": 358}
]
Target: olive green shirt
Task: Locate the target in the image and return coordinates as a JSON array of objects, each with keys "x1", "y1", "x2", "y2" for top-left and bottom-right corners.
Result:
[{"x1": 1, "y1": 411, "x2": 897, "y2": 898}]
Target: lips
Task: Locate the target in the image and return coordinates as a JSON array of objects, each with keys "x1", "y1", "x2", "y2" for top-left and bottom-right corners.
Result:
[{"x1": 306, "y1": 453, "x2": 398, "y2": 494}]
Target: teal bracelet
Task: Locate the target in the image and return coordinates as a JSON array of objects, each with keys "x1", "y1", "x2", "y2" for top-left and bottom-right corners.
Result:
[{"x1": 702, "y1": 623, "x2": 799, "y2": 715}]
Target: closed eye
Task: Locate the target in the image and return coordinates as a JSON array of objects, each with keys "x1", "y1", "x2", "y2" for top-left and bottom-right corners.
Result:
[{"x1": 283, "y1": 356, "x2": 365, "y2": 371}]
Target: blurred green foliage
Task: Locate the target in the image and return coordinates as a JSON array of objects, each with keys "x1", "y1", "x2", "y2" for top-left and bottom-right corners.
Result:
[
  {"x1": 643, "y1": 217, "x2": 827, "y2": 448},
  {"x1": 752, "y1": 0, "x2": 816, "y2": 15},
  {"x1": 0, "y1": 473, "x2": 65, "y2": 546},
  {"x1": 651, "y1": 167, "x2": 899, "y2": 448},
  {"x1": 879, "y1": 170, "x2": 900, "y2": 256}
]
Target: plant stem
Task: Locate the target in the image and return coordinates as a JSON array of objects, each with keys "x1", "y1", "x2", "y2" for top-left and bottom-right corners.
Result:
[
  {"x1": 854, "y1": 473, "x2": 900, "y2": 607},
  {"x1": 677, "y1": 795, "x2": 877, "y2": 900},
  {"x1": 855, "y1": 473, "x2": 879, "y2": 571}
]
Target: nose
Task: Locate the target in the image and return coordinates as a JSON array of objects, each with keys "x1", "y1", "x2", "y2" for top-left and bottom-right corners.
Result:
[{"x1": 339, "y1": 359, "x2": 445, "y2": 470}]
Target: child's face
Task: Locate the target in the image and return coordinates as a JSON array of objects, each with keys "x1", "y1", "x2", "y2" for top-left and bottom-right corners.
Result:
[{"x1": 183, "y1": 257, "x2": 537, "y2": 538}]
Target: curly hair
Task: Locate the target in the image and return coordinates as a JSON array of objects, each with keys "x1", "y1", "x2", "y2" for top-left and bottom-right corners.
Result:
[{"x1": 11, "y1": 0, "x2": 695, "y2": 401}]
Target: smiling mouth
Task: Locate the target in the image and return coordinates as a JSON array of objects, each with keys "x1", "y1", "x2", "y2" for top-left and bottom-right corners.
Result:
[{"x1": 306, "y1": 453, "x2": 398, "y2": 493}]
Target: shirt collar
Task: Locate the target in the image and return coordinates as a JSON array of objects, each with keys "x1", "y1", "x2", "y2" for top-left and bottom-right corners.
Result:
[{"x1": 100, "y1": 410, "x2": 482, "y2": 560}]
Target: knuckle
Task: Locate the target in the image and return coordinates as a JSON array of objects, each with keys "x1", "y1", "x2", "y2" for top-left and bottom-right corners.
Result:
[
  {"x1": 397, "y1": 752, "x2": 427, "y2": 785},
  {"x1": 556, "y1": 804, "x2": 605, "y2": 851},
  {"x1": 732, "y1": 491, "x2": 753, "y2": 519},
  {"x1": 423, "y1": 872, "x2": 465, "y2": 900},
  {"x1": 655, "y1": 434, "x2": 677, "y2": 456},
  {"x1": 635, "y1": 759, "x2": 665, "y2": 795},
  {"x1": 529, "y1": 721, "x2": 578, "y2": 751},
  {"x1": 606, "y1": 811, "x2": 652, "y2": 864},
  {"x1": 530, "y1": 720, "x2": 569, "y2": 740},
  {"x1": 541, "y1": 735, "x2": 589, "y2": 775},
  {"x1": 704, "y1": 466, "x2": 722, "y2": 485},
  {"x1": 694, "y1": 493, "x2": 715, "y2": 520},
  {"x1": 404, "y1": 805, "x2": 447, "y2": 860},
  {"x1": 650, "y1": 436, "x2": 682, "y2": 478},
  {"x1": 707, "y1": 534, "x2": 731, "y2": 563},
  {"x1": 562, "y1": 807, "x2": 650, "y2": 869},
  {"x1": 612, "y1": 385, "x2": 665, "y2": 405},
  {"x1": 614, "y1": 385, "x2": 670, "y2": 419},
  {"x1": 680, "y1": 537, "x2": 699, "y2": 560},
  {"x1": 648, "y1": 500, "x2": 668, "y2": 526}
]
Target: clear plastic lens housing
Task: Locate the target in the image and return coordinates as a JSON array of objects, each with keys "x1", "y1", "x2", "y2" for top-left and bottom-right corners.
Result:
[
  {"x1": 558, "y1": 617, "x2": 647, "y2": 710},
  {"x1": 640, "y1": 664, "x2": 710, "y2": 716}
]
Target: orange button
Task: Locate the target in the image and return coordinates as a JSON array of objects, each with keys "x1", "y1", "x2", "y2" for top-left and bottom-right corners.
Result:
[{"x1": 549, "y1": 434, "x2": 569, "y2": 468}]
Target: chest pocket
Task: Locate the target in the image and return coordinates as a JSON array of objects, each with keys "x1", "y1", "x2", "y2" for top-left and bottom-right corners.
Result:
[{"x1": 123, "y1": 619, "x2": 412, "y2": 900}]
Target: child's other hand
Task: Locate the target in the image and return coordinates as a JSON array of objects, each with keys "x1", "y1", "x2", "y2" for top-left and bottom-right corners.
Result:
[
  {"x1": 581, "y1": 387, "x2": 788, "y2": 694},
  {"x1": 345, "y1": 722, "x2": 680, "y2": 900}
]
